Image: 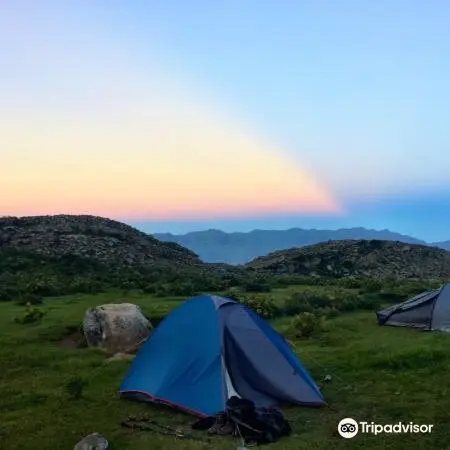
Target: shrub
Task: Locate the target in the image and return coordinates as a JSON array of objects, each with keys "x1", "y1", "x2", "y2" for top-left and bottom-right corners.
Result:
[
  {"x1": 283, "y1": 291, "x2": 332, "y2": 316},
  {"x1": 153, "y1": 281, "x2": 198, "y2": 297},
  {"x1": 359, "y1": 278, "x2": 383, "y2": 294},
  {"x1": 67, "y1": 278, "x2": 104, "y2": 295},
  {"x1": 379, "y1": 279, "x2": 443, "y2": 303},
  {"x1": 272, "y1": 275, "x2": 335, "y2": 287},
  {"x1": 357, "y1": 293, "x2": 383, "y2": 310},
  {"x1": 336, "y1": 277, "x2": 364, "y2": 289},
  {"x1": 14, "y1": 305, "x2": 46, "y2": 324},
  {"x1": 240, "y1": 296, "x2": 279, "y2": 319},
  {"x1": 334, "y1": 292, "x2": 363, "y2": 312},
  {"x1": 290, "y1": 312, "x2": 324, "y2": 339},
  {"x1": 222, "y1": 288, "x2": 241, "y2": 302},
  {"x1": 65, "y1": 376, "x2": 87, "y2": 400},
  {"x1": 142, "y1": 284, "x2": 156, "y2": 294},
  {"x1": 0, "y1": 286, "x2": 21, "y2": 302},
  {"x1": 27, "y1": 280, "x2": 63, "y2": 297},
  {"x1": 243, "y1": 281, "x2": 272, "y2": 293},
  {"x1": 170, "y1": 281, "x2": 198, "y2": 296},
  {"x1": 120, "y1": 280, "x2": 139, "y2": 291},
  {"x1": 320, "y1": 306, "x2": 339, "y2": 318}
]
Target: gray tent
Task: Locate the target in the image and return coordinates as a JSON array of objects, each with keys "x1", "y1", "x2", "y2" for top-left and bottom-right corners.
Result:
[{"x1": 376, "y1": 283, "x2": 450, "y2": 331}]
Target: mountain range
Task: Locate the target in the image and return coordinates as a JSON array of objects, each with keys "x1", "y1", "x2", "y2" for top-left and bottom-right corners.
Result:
[
  {"x1": 154, "y1": 228, "x2": 450, "y2": 265},
  {"x1": 2, "y1": 216, "x2": 449, "y2": 286}
]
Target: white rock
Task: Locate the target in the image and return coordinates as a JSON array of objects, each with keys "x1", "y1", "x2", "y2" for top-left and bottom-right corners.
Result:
[
  {"x1": 74, "y1": 432, "x2": 108, "y2": 450},
  {"x1": 83, "y1": 303, "x2": 151, "y2": 353}
]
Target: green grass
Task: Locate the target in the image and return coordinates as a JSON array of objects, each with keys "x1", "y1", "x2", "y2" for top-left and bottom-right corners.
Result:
[{"x1": 2, "y1": 288, "x2": 450, "y2": 449}]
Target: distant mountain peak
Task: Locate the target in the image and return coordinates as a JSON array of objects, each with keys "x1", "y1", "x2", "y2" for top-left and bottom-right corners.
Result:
[{"x1": 152, "y1": 226, "x2": 444, "y2": 265}]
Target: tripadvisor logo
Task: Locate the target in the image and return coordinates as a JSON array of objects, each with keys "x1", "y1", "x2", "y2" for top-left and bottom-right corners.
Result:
[
  {"x1": 338, "y1": 418, "x2": 434, "y2": 439},
  {"x1": 338, "y1": 418, "x2": 359, "y2": 438}
]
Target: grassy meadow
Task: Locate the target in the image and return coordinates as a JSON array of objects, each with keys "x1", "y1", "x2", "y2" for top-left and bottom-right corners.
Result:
[{"x1": 2, "y1": 283, "x2": 450, "y2": 449}]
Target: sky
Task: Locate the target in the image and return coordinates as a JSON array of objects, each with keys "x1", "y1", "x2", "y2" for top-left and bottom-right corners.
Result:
[{"x1": 1, "y1": 1, "x2": 450, "y2": 241}]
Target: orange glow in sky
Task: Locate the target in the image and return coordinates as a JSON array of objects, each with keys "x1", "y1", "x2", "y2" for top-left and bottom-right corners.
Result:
[
  {"x1": 0, "y1": 6, "x2": 341, "y2": 220},
  {"x1": 1, "y1": 110, "x2": 341, "y2": 219}
]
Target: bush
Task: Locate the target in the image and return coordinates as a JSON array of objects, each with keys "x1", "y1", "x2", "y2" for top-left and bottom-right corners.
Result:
[
  {"x1": 357, "y1": 293, "x2": 384, "y2": 310},
  {"x1": 283, "y1": 291, "x2": 332, "y2": 316},
  {"x1": 0, "y1": 286, "x2": 21, "y2": 302},
  {"x1": 67, "y1": 278, "x2": 104, "y2": 295},
  {"x1": 334, "y1": 292, "x2": 363, "y2": 312},
  {"x1": 142, "y1": 284, "x2": 156, "y2": 294},
  {"x1": 274, "y1": 276, "x2": 337, "y2": 287},
  {"x1": 240, "y1": 296, "x2": 279, "y2": 319},
  {"x1": 153, "y1": 281, "x2": 198, "y2": 297},
  {"x1": 359, "y1": 278, "x2": 383, "y2": 294},
  {"x1": 290, "y1": 312, "x2": 324, "y2": 338},
  {"x1": 14, "y1": 305, "x2": 46, "y2": 324},
  {"x1": 336, "y1": 277, "x2": 364, "y2": 289},
  {"x1": 273, "y1": 275, "x2": 329, "y2": 287},
  {"x1": 320, "y1": 306, "x2": 339, "y2": 318},
  {"x1": 65, "y1": 376, "x2": 87, "y2": 400},
  {"x1": 282, "y1": 288, "x2": 380, "y2": 316},
  {"x1": 222, "y1": 288, "x2": 242, "y2": 302},
  {"x1": 243, "y1": 281, "x2": 272, "y2": 293},
  {"x1": 170, "y1": 281, "x2": 198, "y2": 296}
]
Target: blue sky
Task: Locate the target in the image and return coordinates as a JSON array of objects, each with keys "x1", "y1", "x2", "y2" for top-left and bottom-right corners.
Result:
[
  {"x1": 130, "y1": 0, "x2": 450, "y2": 240},
  {"x1": 2, "y1": 1, "x2": 450, "y2": 241},
  {"x1": 136, "y1": 189, "x2": 450, "y2": 242}
]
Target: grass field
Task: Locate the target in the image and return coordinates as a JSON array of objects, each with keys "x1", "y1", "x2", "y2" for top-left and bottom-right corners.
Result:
[{"x1": 2, "y1": 287, "x2": 450, "y2": 449}]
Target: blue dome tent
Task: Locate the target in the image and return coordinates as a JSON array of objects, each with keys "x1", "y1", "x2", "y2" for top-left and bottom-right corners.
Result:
[{"x1": 120, "y1": 294, "x2": 325, "y2": 417}]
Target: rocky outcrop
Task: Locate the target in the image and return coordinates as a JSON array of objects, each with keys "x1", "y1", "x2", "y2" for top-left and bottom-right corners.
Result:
[
  {"x1": 0, "y1": 215, "x2": 201, "y2": 268},
  {"x1": 83, "y1": 303, "x2": 152, "y2": 353},
  {"x1": 246, "y1": 239, "x2": 450, "y2": 280}
]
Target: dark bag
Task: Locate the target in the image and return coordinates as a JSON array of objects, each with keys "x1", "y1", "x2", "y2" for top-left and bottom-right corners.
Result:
[{"x1": 225, "y1": 396, "x2": 291, "y2": 445}]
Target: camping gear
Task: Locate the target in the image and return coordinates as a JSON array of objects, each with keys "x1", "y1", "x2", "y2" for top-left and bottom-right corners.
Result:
[
  {"x1": 376, "y1": 283, "x2": 450, "y2": 331},
  {"x1": 121, "y1": 415, "x2": 201, "y2": 440},
  {"x1": 192, "y1": 396, "x2": 291, "y2": 445},
  {"x1": 119, "y1": 294, "x2": 325, "y2": 417}
]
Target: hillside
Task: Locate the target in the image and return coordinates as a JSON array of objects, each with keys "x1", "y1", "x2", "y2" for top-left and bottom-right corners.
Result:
[
  {"x1": 246, "y1": 239, "x2": 450, "y2": 279},
  {"x1": 153, "y1": 227, "x2": 431, "y2": 264},
  {"x1": 0, "y1": 215, "x2": 225, "y2": 299},
  {"x1": 0, "y1": 215, "x2": 201, "y2": 267}
]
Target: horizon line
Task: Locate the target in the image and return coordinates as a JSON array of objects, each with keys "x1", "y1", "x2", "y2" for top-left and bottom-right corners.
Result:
[{"x1": 1, "y1": 213, "x2": 447, "y2": 244}]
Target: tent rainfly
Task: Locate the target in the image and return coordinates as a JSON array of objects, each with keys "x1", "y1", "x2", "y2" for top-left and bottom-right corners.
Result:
[
  {"x1": 376, "y1": 283, "x2": 450, "y2": 331},
  {"x1": 119, "y1": 294, "x2": 325, "y2": 417}
]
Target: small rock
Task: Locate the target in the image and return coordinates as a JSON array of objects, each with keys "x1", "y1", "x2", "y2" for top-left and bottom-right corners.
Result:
[
  {"x1": 324, "y1": 374, "x2": 332, "y2": 383},
  {"x1": 74, "y1": 432, "x2": 108, "y2": 450}
]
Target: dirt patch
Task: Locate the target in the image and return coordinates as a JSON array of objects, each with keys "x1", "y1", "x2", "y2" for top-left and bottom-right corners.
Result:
[
  {"x1": 107, "y1": 352, "x2": 135, "y2": 362},
  {"x1": 60, "y1": 330, "x2": 87, "y2": 349}
]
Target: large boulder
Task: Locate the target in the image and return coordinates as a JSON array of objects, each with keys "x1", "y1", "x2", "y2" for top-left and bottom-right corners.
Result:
[
  {"x1": 74, "y1": 432, "x2": 108, "y2": 450},
  {"x1": 83, "y1": 303, "x2": 152, "y2": 353}
]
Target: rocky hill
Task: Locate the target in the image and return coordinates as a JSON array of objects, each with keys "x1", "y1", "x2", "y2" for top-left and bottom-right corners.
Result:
[
  {"x1": 0, "y1": 215, "x2": 249, "y2": 300},
  {"x1": 0, "y1": 215, "x2": 201, "y2": 268},
  {"x1": 246, "y1": 239, "x2": 450, "y2": 279}
]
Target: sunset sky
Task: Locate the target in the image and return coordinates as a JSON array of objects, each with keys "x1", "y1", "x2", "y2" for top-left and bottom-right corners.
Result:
[{"x1": 2, "y1": 1, "x2": 450, "y2": 241}]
